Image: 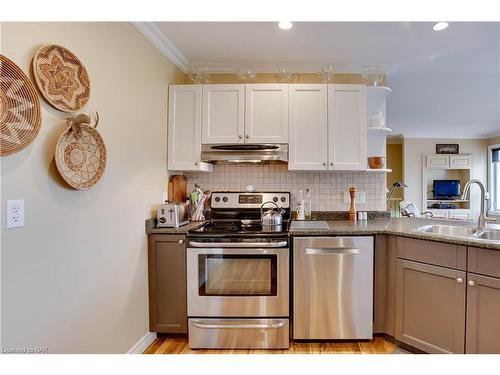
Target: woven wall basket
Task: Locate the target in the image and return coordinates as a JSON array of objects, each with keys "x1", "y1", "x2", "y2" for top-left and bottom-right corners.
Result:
[
  {"x1": 1, "y1": 54, "x2": 42, "y2": 156},
  {"x1": 32, "y1": 45, "x2": 90, "y2": 112},
  {"x1": 55, "y1": 123, "x2": 106, "y2": 190}
]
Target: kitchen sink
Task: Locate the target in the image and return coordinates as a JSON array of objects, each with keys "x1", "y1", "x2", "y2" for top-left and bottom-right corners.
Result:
[
  {"x1": 475, "y1": 230, "x2": 500, "y2": 241},
  {"x1": 416, "y1": 224, "x2": 500, "y2": 243},
  {"x1": 416, "y1": 224, "x2": 477, "y2": 237}
]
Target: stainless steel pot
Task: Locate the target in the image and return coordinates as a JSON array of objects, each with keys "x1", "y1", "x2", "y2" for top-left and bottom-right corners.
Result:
[{"x1": 261, "y1": 201, "x2": 284, "y2": 226}]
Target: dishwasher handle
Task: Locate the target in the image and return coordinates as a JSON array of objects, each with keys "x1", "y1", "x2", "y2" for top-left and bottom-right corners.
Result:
[{"x1": 305, "y1": 247, "x2": 360, "y2": 255}]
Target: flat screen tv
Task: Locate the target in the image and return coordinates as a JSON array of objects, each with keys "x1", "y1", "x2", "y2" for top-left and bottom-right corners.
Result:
[{"x1": 433, "y1": 180, "x2": 461, "y2": 199}]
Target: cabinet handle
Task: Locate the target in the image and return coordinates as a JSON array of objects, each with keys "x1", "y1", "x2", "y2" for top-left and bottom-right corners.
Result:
[
  {"x1": 456, "y1": 277, "x2": 463, "y2": 284},
  {"x1": 330, "y1": 162, "x2": 333, "y2": 166},
  {"x1": 245, "y1": 135, "x2": 250, "y2": 139},
  {"x1": 238, "y1": 134, "x2": 243, "y2": 139},
  {"x1": 194, "y1": 161, "x2": 199, "y2": 166},
  {"x1": 468, "y1": 280, "x2": 475, "y2": 286},
  {"x1": 322, "y1": 162, "x2": 326, "y2": 167},
  {"x1": 178, "y1": 239, "x2": 184, "y2": 245}
]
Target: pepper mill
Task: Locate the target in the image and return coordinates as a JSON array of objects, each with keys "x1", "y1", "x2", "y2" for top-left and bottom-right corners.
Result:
[{"x1": 348, "y1": 186, "x2": 357, "y2": 222}]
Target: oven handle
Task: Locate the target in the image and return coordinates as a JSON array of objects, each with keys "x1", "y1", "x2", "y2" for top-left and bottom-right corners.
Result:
[
  {"x1": 305, "y1": 247, "x2": 360, "y2": 255},
  {"x1": 191, "y1": 320, "x2": 287, "y2": 330},
  {"x1": 188, "y1": 240, "x2": 288, "y2": 248}
]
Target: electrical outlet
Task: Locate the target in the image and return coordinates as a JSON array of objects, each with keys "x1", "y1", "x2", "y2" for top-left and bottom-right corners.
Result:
[
  {"x1": 343, "y1": 191, "x2": 366, "y2": 204},
  {"x1": 6, "y1": 199, "x2": 24, "y2": 228}
]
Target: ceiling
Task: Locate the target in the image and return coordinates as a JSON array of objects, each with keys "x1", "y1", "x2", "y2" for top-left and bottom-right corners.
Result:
[{"x1": 136, "y1": 22, "x2": 500, "y2": 138}]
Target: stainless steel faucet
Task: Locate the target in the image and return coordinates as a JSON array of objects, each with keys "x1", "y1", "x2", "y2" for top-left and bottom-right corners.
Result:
[{"x1": 461, "y1": 179, "x2": 496, "y2": 230}]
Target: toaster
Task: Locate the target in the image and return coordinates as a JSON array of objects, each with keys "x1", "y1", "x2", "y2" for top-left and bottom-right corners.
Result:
[{"x1": 157, "y1": 202, "x2": 189, "y2": 228}]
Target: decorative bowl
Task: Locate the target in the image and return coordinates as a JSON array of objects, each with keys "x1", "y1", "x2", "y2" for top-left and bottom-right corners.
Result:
[{"x1": 368, "y1": 156, "x2": 385, "y2": 169}]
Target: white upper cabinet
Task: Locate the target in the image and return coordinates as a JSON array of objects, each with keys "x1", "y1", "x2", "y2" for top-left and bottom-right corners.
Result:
[
  {"x1": 426, "y1": 154, "x2": 450, "y2": 169},
  {"x1": 168, "y1": 85, "x2": 212, "y2": 172},
  {"x1": 288, "y1": 84, "x2": 328, "y2": 170},
  {"x1": 245, "y1": 84, "x2": 289, "y2": 143},
  {"x1": 450, "y1": 154, "x2": 472, "y2": 169},
  {"x1": 202, "y1": 84, "x2": 245, "y2": 144},
  {"x1": 328, "y1": 84, "x2": 367, "y2": 170}
]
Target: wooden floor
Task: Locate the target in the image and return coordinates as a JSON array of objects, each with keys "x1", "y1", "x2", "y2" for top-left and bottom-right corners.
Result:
[{"x1": 144, "y1": 335, "x2": 398, "y2": 354}]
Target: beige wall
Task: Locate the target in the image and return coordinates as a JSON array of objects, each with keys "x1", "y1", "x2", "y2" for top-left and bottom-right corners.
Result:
[
  {"x1": 387, "y1": 144, "x2": 403, "y2": 199},
  {"x1": 403, "y1": 138, "x2": 488, "y2": 219},
  {"x1": 488, "y1": 135, "x2": 500, "y2": 146},
  {"x1": 1, "y1": 22, "x2": 183, "y2": 353}
]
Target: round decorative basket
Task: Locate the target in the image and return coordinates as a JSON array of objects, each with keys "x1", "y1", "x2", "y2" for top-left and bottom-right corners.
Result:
[
  {"x1": 55, "y1": 123, "x2": 106, "y2": 190},
  {"x1": 32, "y1": 45, "x2": 90, "y2": 112},
  {"x1": 1, "y1": 54, "x2": 42, "y2": 156}
]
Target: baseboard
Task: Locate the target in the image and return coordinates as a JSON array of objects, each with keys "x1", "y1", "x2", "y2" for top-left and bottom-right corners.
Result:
[{"x1": 127, "y1": 332, "x2": 157, "y2": 354}]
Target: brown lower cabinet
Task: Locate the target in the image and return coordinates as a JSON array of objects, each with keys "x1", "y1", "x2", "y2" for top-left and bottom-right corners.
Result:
[
  {"x1": 395, "y1": 259, "x2": 466, "y2": 354},
  {"x1": 146, "y1": 232, "x2": 500, "y2": 353},
  {"x1": 391, "y1": 238, "x2": 500, "y2": 354},
  {"x1": 148, "y1": 234, "x2": 187, "y2": 333},
  {"x1": 466, "y1": 273, "x2": 500, "y2": 353}
]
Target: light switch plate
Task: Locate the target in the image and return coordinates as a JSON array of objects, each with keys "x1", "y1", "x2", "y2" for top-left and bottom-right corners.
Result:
[
  {"x1": 6, "y1": 199, "x2": 24, "y2": 228},
  {"x1": 343, "y1": 191, "x2": 366, "y2": 204}
]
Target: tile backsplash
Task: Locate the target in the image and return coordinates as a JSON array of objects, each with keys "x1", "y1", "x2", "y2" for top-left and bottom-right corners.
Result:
[{"x1": 184, "y1": 164, "x2": 387, "y2": 211}]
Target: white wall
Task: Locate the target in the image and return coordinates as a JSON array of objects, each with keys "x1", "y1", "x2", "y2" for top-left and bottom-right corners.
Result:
[
  {"x1": 1, "y1": 22, "x2": 183, "y2": 353},
  {"x1": 403, "y1": 138, "x2": 488, "y2": 220}
]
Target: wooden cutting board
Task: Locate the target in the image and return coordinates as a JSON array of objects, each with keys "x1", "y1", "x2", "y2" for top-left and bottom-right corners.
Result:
[{"x1": 171, "y1": 175, "x2": 187, "y2": 203}]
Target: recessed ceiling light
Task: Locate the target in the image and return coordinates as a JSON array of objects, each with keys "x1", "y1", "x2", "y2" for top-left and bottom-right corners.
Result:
[
  {"x1": 432, "y1": 22, "x2": 449, "y2": 31},
  {"x1": 278, "y1": 21, "x2": 293, "y2": 30}
]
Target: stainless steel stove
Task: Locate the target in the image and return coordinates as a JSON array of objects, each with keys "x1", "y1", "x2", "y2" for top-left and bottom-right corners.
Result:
[{"x1": 186, "y1": 191, "x2": 291, "y2": 349}]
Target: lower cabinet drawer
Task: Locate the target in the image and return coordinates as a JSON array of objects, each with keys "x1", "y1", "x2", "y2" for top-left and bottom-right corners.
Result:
[
  {"x1": 397, "y1": 237, "x2": 466, "y2": 270},
  {"x1": 468, "y1": 246, "x2": 500, "y2": 279},
  {"x1": 188, "y1": 318, "x2": 290, "y2": 349}
]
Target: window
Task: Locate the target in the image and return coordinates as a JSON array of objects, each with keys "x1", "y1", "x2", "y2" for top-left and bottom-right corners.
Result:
[{"x1": 489, "y1": 144, "x2": 500, "y2": 216}]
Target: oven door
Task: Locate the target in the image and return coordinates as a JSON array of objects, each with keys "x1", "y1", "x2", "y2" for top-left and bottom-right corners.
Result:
[{"x1": 187, "y1": 244, "x2": 289, "y2": 317}]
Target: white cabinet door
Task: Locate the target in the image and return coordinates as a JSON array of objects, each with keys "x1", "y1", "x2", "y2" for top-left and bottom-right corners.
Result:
[
  {"x1": 427, "y1": 155, "x2": 450, "y2": 169},
  {"x1": 202, "y1": 84, "x2": 245, "y2": 144},
  {"x1": 450, "y1": 154, "x2": 472, "y2": 169},
  {"x1": 288, "y1": 84, "x2": 328, "y2": 170},
  {"x1": 245, "y1": 84, "x2": 289, "y2": 143},
  {"x1": 168, "y1": 85, "x2": 212, "y2": 171},
  {"x1": 328, "y1": 84, "x2": 367, "y2": 170}
]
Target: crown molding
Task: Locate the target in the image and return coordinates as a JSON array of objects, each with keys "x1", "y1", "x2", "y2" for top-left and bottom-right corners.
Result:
[{"x1": 132, "y1": 22, "x2": 189, "y2": 72}]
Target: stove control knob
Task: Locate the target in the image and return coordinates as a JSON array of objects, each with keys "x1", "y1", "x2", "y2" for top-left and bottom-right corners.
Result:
[
  {"x1": 281, "y1": 197, "x2": 286, "y2": 203},
  {"x1": 222, "y1": 196, "x2": 228, "y2": 203},
  {"x1": 273, "y1": 197, "x2": 278, "y2": 202},
  {"x1": 214, "y1": 197, "x2": 221, "y2": 203}
]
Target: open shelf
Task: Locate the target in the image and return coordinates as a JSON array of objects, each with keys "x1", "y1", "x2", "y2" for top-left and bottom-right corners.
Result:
[
  {"x1": 427, "y1": 199, "x2": 469, "y2": 203},
  {"x1": 368, "y1": 127, "x2": 392, "y2": 135},
  {"x1": 367, "y1": 86, "x2": 392, "y2": 96},
  {"x1": 364, "y1": 168, "x2": 392, "y2": 173}
]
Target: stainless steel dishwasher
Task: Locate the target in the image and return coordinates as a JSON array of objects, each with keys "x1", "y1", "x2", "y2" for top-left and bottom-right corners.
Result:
[{"x1": 293, "y1": 236, "x2": 373, "y2": 340}]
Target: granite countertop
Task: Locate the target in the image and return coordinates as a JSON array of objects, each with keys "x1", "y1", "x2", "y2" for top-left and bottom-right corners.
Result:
[
  {"x1": 289, "y1": 217, "x2": 500, "y2": 251},
  {"x1": 145, "y1": 218, "x2": 206, "y2": 234},
  {"x1": 146, "y1": 216, "x2": 500, "y2": 251}
]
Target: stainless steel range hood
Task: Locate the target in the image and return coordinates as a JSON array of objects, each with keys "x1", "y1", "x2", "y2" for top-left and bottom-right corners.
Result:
[{"x1": 201, "y1": 144, "x2": 288, "y2": 164}]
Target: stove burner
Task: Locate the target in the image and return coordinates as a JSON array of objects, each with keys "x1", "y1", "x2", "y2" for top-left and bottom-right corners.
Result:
[{"x1": 189, "y1": 219, "x2": 288, "y2": 237}]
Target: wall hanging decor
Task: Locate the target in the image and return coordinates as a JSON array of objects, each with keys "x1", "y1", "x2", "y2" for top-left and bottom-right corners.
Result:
[
  {"x1": 1, "y1": 54, "x2": 42, "y2": 156},
  {"x1": 55, "y1": 112, "x2": 106, "y2": 190},
  {"x1": 32, "y1": 45, "x2": 90, "y2": 112},
  {"x1": 436, "y1": 143, "x2": 459, "y2": 154}
]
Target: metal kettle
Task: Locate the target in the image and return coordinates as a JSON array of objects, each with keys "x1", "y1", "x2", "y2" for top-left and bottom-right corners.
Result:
[{"x1": 260, "y1": 201, "x2": 284, "y2": 226}]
